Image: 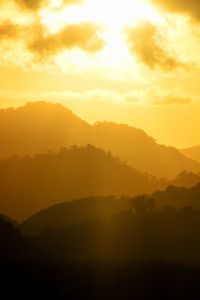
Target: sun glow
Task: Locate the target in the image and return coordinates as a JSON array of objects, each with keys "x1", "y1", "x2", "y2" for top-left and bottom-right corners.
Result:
[
  {"x1": 83, "y1": 0, "x2": 162, "y2": 28},
  {"x1": 39, "y1": 0, "x2": 163, "y2": 67},
  {"x1": 41, "y1": 0, "x2": 162, "y2": 32}
]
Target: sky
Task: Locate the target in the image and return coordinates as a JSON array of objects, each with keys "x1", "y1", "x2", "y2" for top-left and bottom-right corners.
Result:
[{"x1": 0, "y1": 0, "x2": 200, "y2": 148}]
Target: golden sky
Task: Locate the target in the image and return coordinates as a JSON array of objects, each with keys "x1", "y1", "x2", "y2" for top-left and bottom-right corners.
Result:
[{"x1": 0, "y1": 0, "x2": 200, "y2": 148}]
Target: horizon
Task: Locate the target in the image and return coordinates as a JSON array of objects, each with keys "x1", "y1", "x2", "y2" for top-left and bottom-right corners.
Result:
[
  {"x1": 0, "y1": 100, "x2": 199, "y2": 149},
  {"x1": 1, "y1": 1, "x2": 200, "y2": 295},
  {"x1": 1, "y1": 0, "x2": 200, "y2": 148}
]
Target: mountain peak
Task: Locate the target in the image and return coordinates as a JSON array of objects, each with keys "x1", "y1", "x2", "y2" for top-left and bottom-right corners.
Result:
[{"x1": 0, "y1": 101, "x2": 199, "y2": 178}]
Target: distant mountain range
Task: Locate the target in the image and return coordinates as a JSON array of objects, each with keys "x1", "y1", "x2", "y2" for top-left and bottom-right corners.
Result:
[
  {"x1": 21, "y1": 182, "x2": 200, "y2": 236},
  {"x1": 0, "y1": 145, "x2": 199, "y2": 222},
  {"x1": 0, "y1": 101, "x2": 199, "y2": 178},
  {"x1": 181, "y1": 146, "x2": 200, "y2": 164},
  {"x1": 0, "y1": 145, "x2": 166, "y2": 221},
  {"x1": 153, "y1": 182, "x2": 200, "y2": 210},
  {"x1": 21, "y1": 196, "x2": 132, "y2": 236}
]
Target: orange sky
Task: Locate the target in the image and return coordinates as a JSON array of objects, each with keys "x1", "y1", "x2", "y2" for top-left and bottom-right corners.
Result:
[{"x1": 0, "y1": 0, "x2": 200, "y2": 148}]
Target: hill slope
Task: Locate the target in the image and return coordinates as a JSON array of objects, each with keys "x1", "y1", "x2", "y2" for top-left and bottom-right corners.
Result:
[
  {"x1": 153, "y1": 183, "x2": 200, "y2": 209},
  {"x1": 181, "y1": 146, "x2": 200, "y2": 164},
  {"x1": 21, "y1": 181, "x2": 200, "y2": 236},
  {"x1": 21, "y1": 196, "x2": 131, "y2": 235},
  {"x1": 0, "y1": 145, "x2": 161, "y2": 221},
  {"x1": 0, "y1": 102, "x2": 199, "y2": 178},
  {"x1": 0, "y1": 101, "x2": 90, "y2": 158},
  {"x1": 92, "y1": 122, "x2": 200, "y2": 178}
]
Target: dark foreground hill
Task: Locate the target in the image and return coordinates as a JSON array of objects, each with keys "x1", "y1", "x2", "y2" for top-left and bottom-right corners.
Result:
[
  {"x1": 0, "y1": 101, "x2": 199, "y2": 178},
  {"x1": 0, "y1": 145, "x2": 163, "y2": 221},
  {"x1": 1, "y1": 261, "x2": 200, "y2": 300},
  {"x1": 4, "y1": 206, "x2": 200, "y2": 263},
  {"x1": 2, "y1": 206, "x2": 200, "y2": 299}
]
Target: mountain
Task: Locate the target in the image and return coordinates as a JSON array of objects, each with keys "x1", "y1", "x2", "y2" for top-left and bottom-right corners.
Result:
[
  {"x1": 181, "y1": 146, "x2": 200, "y2": 164},
  {"x1": 92, "y1": 122, "x2": 200, "y2": 178},
  {"x1": 0, "y1": 101, "x2": 90, "y2": 158},
  {"x1": 0, "y1": 214, "x2": 19, "y2": 228},
  {"x1": 0, "y1": 101, "x2": 199, "y2": 178},
  {"x1": 21, "y1": 196, "x2": 131, "y2": 236},
  {"x1": 168, "y1": 171, "x2": 200, "y2": 188},
  {"x1": 153, "y1": 182, "x2": 200, "y2": 209},
  {"x1": 22, "y1": 171, "x2": 200, "y2": 236},
  {"x1": 25, "y1": 206, "x2": 200, "y2": 264},
  {"x1": 0, "y1": 145, "x2": 163, "y2": 221},
  {"x1": 21, "y1": 178, "x2": 200, "y2": 236}
]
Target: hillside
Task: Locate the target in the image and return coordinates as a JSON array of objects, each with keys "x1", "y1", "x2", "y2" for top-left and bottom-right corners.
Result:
[
  {"x1": 0, "y1": 102, "x2": 199, "y2": 178},
  {"x1": 153, "y1": 183, "x2": 200, "y2": 209},
  {"x1": 92, "y1": 122, "x2": 200, "y2": 178},
  {"x1": 181, "y1": 146, "x2": 200, "y2": 164},
  {"x1": 21, "y1": 196, "x2": 131, "y2": 235},
  {"x1": 22, "y1": 176, "x2": 200, "y2": 236},
  {"x1": 0, "y1": 145, "x2": 162, "y2": 221},
  {"x1": 0, "y1": 102, "x2": 90, "y2": 158}
]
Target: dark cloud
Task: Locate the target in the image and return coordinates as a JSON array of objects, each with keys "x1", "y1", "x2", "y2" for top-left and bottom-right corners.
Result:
[
  {"x1": 0, "y1": 21, "x2": 20, "y2": 39},
  {"x1": 27, "y1": 22, "x2": 104, "y2": 59},
  {"x1": 152, "y1": 0, "x2": 200, "y2": 22},
  {"x1": 154, "y1": 95, "x2": 192, "y2": 105},
  {"x1": 126, "y1": 22, "x2": 181, "y2": 70}
]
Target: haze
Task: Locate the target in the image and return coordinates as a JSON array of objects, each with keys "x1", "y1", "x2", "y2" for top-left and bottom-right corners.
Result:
[
  {"x1": 0, "y1": 0, "x2": 200, "y2": 148},
  {"x1": 2, "y1": 1, "x2": 200, "y2": 297}
]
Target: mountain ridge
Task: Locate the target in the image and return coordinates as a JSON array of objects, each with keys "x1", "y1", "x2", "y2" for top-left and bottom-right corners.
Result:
[
  {"x1": 0, "y1": 145, "x2": 164, "y2": 221},
  {"x1": 21, "y1": 181, "x2": 200, "y2": 236},
  {"x1": 0, "y1": 101, "x2": 199, "y2": 178},
  {"x1": 181, "y1": 145, "x2": 200, "y2": 164}
]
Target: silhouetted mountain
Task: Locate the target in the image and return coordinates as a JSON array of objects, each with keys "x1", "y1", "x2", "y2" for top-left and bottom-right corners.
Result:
[
  {"x1": 153, "y1": 182, "x2": 200, "y2": 209},
  {"x1": 21, "y1": 171, "x2": 200, "y2": 236},
  {"x1": 92, "y1": 122, "x2": 200, "y2": 178},
  {"x1": 3, "y1": 213, "x2": 200, "y2": 299},
  {"x1": 4, "y1": 205, "x2": 200, "y2": 264},
  {"x1": 22, "y1": 172, "x2": 200, "y2": 235},
  {"x1": 0, "y1": 214, "x2": 19, "y2": 228},
  {"x1": 21, "y1": 205, "x2": 200, "y2": 264},
  {"x1": 0, "y1": 216, "x2": 24, "y2": 261},
  {"x1": 0, "y1": 145, "x2": 163, "y2": 221},
  {"x1": 0, "y1": 102, "x2": 199, "y2": 178},
  {"x1": 168, "y1": 171, "x2": 200, "y2": 188},
  {"x1": 21, "y1": 196, "x2": 131, "y2": 236},
  {"x1": 0, "y1": 102, "x2": 90, "y2": 158},
  {"x1": 181, "y1": 145, "x2": 200, "y2": 163}
]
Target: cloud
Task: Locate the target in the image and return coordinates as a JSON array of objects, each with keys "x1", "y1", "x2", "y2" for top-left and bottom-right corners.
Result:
[
  {"x1": 0, "y1": 21, "x2": 20, "y2": 39},
  {"x1": 63, "y1": 0, "x2": 81, "y2": 5},
  {"x1": 151, "y1": 0, "x2": 200, "y2": 22},
  {"x1": 27, "y1": 22, "x2": 104, "y2": 59},
  {"x1": 126, "y1": 22, "x2": 181, "y2": 71},
  {"x1": 0, "y1": 88, "x2": 142, "y2": 106},
  {"x1": 15, "y1": 0, "x2": 46, "y2": 10},
  {"x1": 0, "y1": 0, "x2": 47, "y2": 11},
  {"x1": 153, "y1": 95, "x2": 193, "y2": 106},
  {"x1": 0, "y1": 20, "x2": 104, "y2": 59},
  {"x1": 1, "y1": 0, "x2": 81, "y2": 12}
]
